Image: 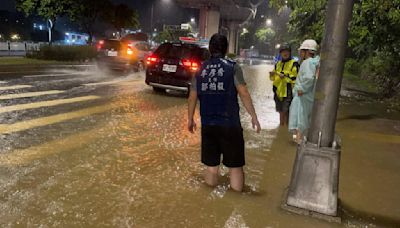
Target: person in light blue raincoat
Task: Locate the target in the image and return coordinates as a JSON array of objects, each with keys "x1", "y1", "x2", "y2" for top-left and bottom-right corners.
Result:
[{"x1": 289, "y1": 39, "x2": 320, "y2": 144}]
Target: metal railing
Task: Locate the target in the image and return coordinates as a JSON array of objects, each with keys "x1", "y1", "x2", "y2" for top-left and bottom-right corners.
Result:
[{"x1": 0, "y1": 42, "x2": 43, "y2": 56}]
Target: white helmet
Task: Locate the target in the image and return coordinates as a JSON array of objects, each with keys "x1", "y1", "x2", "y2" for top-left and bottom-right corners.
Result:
[{"x1": 299, "y1": 39, "x2": 318, "y2": 51}]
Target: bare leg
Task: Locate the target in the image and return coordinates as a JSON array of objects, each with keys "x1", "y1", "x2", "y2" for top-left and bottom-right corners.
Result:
[
  {"x1": 204, "y1": 166, "x2": 219, "y2": 187},
  {"x1": 229, "y1": 167, "x2": 244, "y2": 192},
  {"x1": 282, "y1": 112, "x2": 289, "y2": 126},
  {"x1": 296, "y1": 130, "x2": 303, "y2": 144},
  {"x1": 286, "y1": 112, "x2": 289, "y2": 125},
  {"x1": 279, "y1": 112, "x2": 285, "y2": 126}
]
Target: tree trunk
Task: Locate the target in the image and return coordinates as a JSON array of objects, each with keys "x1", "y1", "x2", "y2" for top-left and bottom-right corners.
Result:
[{"x1": 88, "y1": 33, "x2": 93, "y2": 45}]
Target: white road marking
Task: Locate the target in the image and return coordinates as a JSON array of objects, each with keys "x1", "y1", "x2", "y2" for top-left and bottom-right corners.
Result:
[
  {"x1": 83, "y1": 79, "x2": 140, "y2": 86},
  {"x1": 0, "y1": 71, "x2": 47, "y2": 74},
  {"x1": 24, "y1": 72, "x2": 91, "y2": 78},
  {"x1": 0, "y1": 125, "x2": 103, "y2": 165},
  {"x1": 0, "y1": 85, "x2": 33, "y2": 91},
  {"x1": 50, "y1": 64, "x2": 95, "y2": 67},
  {"x1": 0, "y1": 104, "x2": 116, "y2": 134},
  {"x1": 0, "y1": 90, "x2": 64, "y2": 100},
  {"x1": 0, "y1": 95, "x2": 100, "y2": 114}
]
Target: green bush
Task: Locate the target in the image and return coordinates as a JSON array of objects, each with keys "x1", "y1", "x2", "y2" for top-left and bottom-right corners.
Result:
[
  {"x1": 344, "y1": 53, "x2": 400, "y2": 98},
  {"x1": 360, "y1": 53, "x2": 400, "y2": 98},
  {"x1": 27, "y1": 45, "x2": 97, "y2": 61},
  {"x1": 345, "y1": 58, "x2": 362, "y2": 75}
]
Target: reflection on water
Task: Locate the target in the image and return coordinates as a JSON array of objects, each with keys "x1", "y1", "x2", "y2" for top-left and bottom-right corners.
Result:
[{"x1": 0, "y1": 65, "x2": 399, "y2": 227}]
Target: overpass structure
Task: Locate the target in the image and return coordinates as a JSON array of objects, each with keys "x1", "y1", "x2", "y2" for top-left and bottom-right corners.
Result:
[{"x1": 175, "y1": 0, "x2": 257, "y2": 54}]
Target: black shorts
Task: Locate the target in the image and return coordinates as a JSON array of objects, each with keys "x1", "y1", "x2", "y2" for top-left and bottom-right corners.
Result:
[
  {"x1": 274, "y1": 96, "x2": 292, "y2": 113},
  {"x1": 273, "y1": 85, "x2": 293, "y2": 113},
  {"x1": 201, "y1": 125, "x2": 245, "y2": 168}
]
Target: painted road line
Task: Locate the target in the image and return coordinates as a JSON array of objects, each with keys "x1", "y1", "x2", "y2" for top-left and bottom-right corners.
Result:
[
  {"x1": 83, "y1": 79, "x2": 140, "y2": 87},
  {"x1": 50, "y1": 64, "x2": 95, "y2": 67},
  {"x1": 0, "y1": 95, "x2": 100, "y2": 114},
  {"x1": 24, "y1": 72, "x2": 91, "y2": 78},
  {"x1": 0, "y1": 71, "x2": 46, "y2": 74},
  {"x1": 0, "y1": 125, "x2": 103, "y2": 166},
  {"x1": 0, "y1": 90, "x2": 64, "y2": 100},
  {"x1": 0, "y1": 104, "x2": 116, "y2": 134},
  {"x1": 0, "y1": 85, "x2": 33, "y2": 91}
]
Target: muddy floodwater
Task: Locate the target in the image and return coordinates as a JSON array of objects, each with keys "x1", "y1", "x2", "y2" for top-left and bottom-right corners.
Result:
[{"x1": 0, "y1": 65, "x2": 399, "y2": 227}]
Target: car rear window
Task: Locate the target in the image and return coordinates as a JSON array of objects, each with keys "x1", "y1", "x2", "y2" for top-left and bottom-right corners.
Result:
[
  {"x1": 103, "y1": 40, "x2": 121, "y2": 50},
  {"x1": 121, "y1": 33, "x2": 148, "y2": 42},
  {"x1": 135, "y1": 43, "x2": 150, "y2": 51},
  {"x1": 154, "y1": 43, "x2": 207, "y2": 59}
]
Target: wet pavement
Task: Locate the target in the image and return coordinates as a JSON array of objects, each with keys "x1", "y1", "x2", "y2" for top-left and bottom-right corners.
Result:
[{"x1": 0, "y1": 64, "x2": 399, "y2": 227}]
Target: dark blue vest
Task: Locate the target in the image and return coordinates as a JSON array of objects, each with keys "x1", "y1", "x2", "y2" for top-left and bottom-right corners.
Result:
[{"x1": 196, "y1": 57, "x2": 241, "y2": 127}]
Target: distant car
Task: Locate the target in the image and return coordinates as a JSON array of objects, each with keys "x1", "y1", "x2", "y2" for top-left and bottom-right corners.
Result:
[
  {"x1": 145, "y1": 42, "x2": 210, "y2": 94},
  {"x1": 96, "y1": 35, "x2": 151, "y2": 73}
]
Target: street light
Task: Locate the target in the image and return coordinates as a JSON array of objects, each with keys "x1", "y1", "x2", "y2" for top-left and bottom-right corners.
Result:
[
  {"x1": 11, "y1": 34, "x2": 20, "y2": 40},
  {"x1": 191, "y1": 17, "x2": 195, "y2": 23},
  {"x1": 266, "y1": 19, "x2": 273, "y2": 26}
]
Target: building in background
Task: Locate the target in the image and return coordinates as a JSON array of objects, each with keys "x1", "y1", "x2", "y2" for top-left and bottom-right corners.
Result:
[
  {"x1": 64, "y1": 32, "x2": 89, "y2": 45},
  {"x1": 33, "y1": 22, "x2": 47, "y2": 31}
]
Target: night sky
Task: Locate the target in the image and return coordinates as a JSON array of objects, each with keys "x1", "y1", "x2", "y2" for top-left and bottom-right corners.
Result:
[
  {"x1": 0, "y1": 0, "x2": 16, "y2": 12},
  {"x1": 0, "y1": 0, "x2": 198, "y2": 32}
]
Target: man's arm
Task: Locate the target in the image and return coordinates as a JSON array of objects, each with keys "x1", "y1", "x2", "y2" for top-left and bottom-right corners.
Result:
[
  {"x1": 188, "y1": 89, "x2": 198, "y2": 133},
  {"x1": 236, "y1": 84, "x2": 261, "y2": 133}
]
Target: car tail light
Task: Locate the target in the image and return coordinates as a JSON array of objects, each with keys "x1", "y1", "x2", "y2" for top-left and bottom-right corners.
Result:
[
  {"x1": 126, "y1": 43, "x2": 133, "y2": 55},
  {"x1": 146, "y1": 55, "x2": 159, "y2": 65},
  {"x1": 191, "y1": 62, "x2": 199, "y2": 71},
  {"x1": 96, "y1": 40, "x2": 104, "y2": 51},
  {"x1": 127, "y1": 48, "x2": 134, "y2": 55},
  {"x1": 182, "y1": 59, "x2": 200, "y2": 72}
]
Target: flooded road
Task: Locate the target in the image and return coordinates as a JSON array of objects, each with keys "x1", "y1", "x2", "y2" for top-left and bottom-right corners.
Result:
[{"x1": 0, "y1": 64, "x2": 399, "y2": 227}]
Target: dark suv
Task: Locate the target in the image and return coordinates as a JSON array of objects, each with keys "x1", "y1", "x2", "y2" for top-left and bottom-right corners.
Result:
[{"x1": 145, "y1": 42, "x2": 210, "y2": 93}]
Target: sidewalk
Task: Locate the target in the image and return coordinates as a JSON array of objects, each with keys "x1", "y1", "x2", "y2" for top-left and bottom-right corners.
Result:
[
  {"x1": 0, "y1": 56, "x2": 73, "y2": 66},
  {"x1": 238, "y1": 64, "x2": 400, "y2": 227}
]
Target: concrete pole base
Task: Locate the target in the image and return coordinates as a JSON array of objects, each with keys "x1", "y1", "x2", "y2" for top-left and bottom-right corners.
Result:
[
  {"x1": 281, "y1": 188, "x2": 342, "y2": 223},
  {"x1": 284, "y1": 141, "x2": 341, "y2": 216}
]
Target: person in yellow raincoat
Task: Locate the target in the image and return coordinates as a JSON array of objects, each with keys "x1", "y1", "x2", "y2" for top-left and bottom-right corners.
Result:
[{"x1": 269, "y1": 44, "x2": 299, "y2": 126}]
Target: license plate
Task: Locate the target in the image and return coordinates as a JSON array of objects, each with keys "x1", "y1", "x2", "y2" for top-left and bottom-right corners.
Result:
[
  {"x1": 162, "y1": 64, "x2": 177, "y2": 73},
  {"x1": 107, "y1": 51, "x2": 118, "y2": 57}
]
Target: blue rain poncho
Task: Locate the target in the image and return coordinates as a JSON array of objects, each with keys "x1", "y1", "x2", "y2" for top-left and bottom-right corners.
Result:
[{"x1": 288, "y1": 56, "x2": 320, "y2": 133}]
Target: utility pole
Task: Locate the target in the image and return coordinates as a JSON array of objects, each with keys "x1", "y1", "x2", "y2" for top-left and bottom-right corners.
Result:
[
  {"x1": 283, "y1": 0, "x2": 355, "y2": 220},
  {"x1": 151, "y1": 3, "x2": 154, "y2": 32},
  {"x1": 308, "y1": 1, "x2": 355, "y2": 147},
  {"x1": 48, "y1": 19, "x2": 53, "y2": 44}
]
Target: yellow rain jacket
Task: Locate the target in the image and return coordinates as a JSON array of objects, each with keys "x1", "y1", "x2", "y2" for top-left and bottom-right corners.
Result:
[{"x1": 270, "y1": 59, "x2": 299, "y2": 100}]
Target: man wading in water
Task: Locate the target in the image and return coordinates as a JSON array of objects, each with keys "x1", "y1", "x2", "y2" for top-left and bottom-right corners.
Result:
[{"x1": 188, "y1": 34, "x2": 261, "y2": 192}]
